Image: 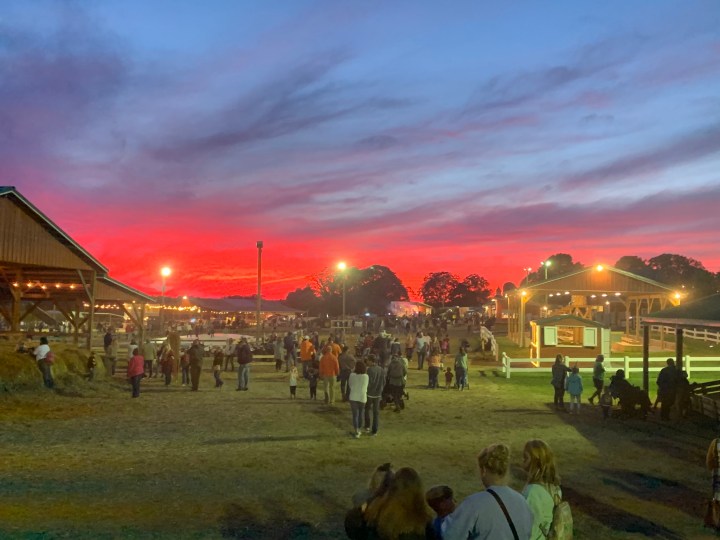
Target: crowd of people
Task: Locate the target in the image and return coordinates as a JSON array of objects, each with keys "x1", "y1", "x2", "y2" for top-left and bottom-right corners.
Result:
[
  {"x1": 345, "y1": 439, "x2": 569, "y2": 540},
  {"x1": 549, "y1": 353, "x2": 691, "y2": 420}
]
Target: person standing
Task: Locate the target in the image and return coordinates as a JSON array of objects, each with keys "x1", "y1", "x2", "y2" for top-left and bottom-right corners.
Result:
[
  {"x1": 289, "y1": 366, "x2": 298, "y2": 399},
  {"x1": 551, "y1": 355, "x2": 572, "y2": 412},
  {"x1": 319, "y1": 345, "x2": 339, "y2": 405},
  {"x1": 223, "y1": 338, "x2": 236, "y2": 372},
  {"x1": 273, "y1": 335, "x2": 284, "y2": 372},
  {"x1": 455, "y1": 346, "x2": 468, "y2": 390},
  {"x1": 103, "y1": 328, "x2": 113, "y2": 357},
  {"x1": 34, "y1": 336, "x2": 54, "y2": 389},
  {"x1": 142, "y1": 339, "x2": 157, "y2": 378},
  {"x1": 162, "y1": 349, "x2": 175, "y2": 386},
  {"x1": 127, "y1": 347, "x2": 144, "y2": 398},
  {"x1": 180, "y1": 348, "x2": 190, "y2": 386},
  {"x1": 416, "y1": 332, "x2": 428, "y2": 370},
  {"x1": 386, "y1": 355, "x2": 407, "y2": 412},
  {"x1": 364, "y1": 355, "x2": 385, "y2": 436},
  {"x1": 405, "y1": 333, "x2": 416, "y2": 365},
  {"x1": 299, "y1": 335, "x2": 316, "y2": 379},
  {"x1": 588, "y1": 354, "x2": 605, "y2": 405},
  {"x1": 521, "y1": 439, "x2": 563, "y2": 540},
  {"x1": 565, "y1": 367, "x2": 583, "y2": 414},
  {"x1": 348, "y1": 361, "x2": 369, "y2": 438},
  {"x1": 236, "y1": 337, "x2": 253, "y2": 391},
  {"x1": 188, "y1": 339, "x2": 204, "y2": 391},
  {"x1": 212, "y1": 348, "x2": 224, "y2": 388},
  {"x1": 656, "y1": 358, "x2": 678, "y2": 421},
  {"x1": 284, "y1": 332, "x2": 297, "y2": 372},
  {"x1": 339, "y1": 345, "x2": 357, "y2": 402},
  {"x1": 442, "y1": 443, "x2": 533, "y2": 540},
  {"x1": 427, "y1": 340, "x2": 442, "y2": 389}
]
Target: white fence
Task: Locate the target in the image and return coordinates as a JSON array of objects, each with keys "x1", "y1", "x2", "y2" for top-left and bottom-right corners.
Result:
[
  {"x1": 500, "y1": 353, "x2": 720, "y2": 380},
  {"x1": 650, "y1": 325, "x2": 720, "y2": 344}
]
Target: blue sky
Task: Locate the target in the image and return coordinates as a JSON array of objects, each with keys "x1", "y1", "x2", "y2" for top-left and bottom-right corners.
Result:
[{"x1": 1, "y1": 0, "x2": 718, "y2": 297}]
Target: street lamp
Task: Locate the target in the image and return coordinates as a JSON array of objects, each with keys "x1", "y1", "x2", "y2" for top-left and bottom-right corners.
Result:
[
  {"x1": 542, "y1": 260, "x2": 552, "y2": 280},
  {"x1": 523, "y1": 267, "x2": 533, "y2": 283},
  {"x1": 160, "y1": 266, "x2": 171, "y2": 335},
  {"x1": 256, "y1": 241, "x2": 263, "y2": 343},
  {"x1": 337, "y1": 261, "x2": 347, "y2": 343}
]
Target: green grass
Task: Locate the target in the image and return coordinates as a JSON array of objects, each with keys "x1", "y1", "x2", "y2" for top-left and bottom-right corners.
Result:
[{"x1": 1, "y1": 333, "x2": 718, "y2": 539}]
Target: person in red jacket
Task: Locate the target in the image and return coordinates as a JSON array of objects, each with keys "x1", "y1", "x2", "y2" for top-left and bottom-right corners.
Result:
[
  {"x1": 127, "y1": 347, "x2": 145, "y2": 398},
  {"x1": 319, "y1": 345, "x2": 339, "y2": 405}
]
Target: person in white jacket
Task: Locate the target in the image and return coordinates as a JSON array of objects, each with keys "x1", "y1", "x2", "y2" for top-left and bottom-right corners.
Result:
[{"x1": 348, "y1": 361, "x2": 369, "y2": 438}]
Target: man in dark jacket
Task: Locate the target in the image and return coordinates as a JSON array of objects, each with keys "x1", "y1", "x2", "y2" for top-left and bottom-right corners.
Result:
[
  {"x1": 364, "y1": 355, "x2": 385, "y2": 435},
  {"x1": 656, "y1": 358, "x2": 678, "y2": 421},
  {"x1": 338, "y1": 345, "x2": 357, "y2": 402},
  {"x1": 236, "y1": 338, "x2": 253, "y2": 391},
  {"x1": 188, "y1": 339, "x2": 204, "y2": 391}
]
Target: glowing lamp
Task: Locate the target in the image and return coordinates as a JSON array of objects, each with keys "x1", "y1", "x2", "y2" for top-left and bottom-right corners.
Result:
[
  {"x1": 596, "y1": 265, "x2": 604, "y2": 271},
  {"x1": 337, "y1": 261, "x2": 347, "y2": 271},
  {"x1": 161, "y1": 266, "x2": 172, "y2": 278},
  {"x1": 674, "y1": 293, "x2": 681, "y2": 299}
]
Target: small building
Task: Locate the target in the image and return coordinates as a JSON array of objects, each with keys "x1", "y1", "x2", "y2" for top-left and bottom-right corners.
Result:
[
  {"x1": 388, "y1": 301, "x2": 432, "y2": 317},
  {"x1": 530, "y1": 314, "x2": 610, "y2": 359}
]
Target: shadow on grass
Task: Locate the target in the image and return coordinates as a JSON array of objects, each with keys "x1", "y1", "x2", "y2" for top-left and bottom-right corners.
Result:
[
  {"x1": 599, "y1": 469, "x2": 706, "y2": 520},
  {"x1": 219, "y1": 503, "x2": 338, "y2": 539},
  {"x1": 562, "y1": 485, "x2": 685, "y2": 539},
  {"x1": 205, "y1": 433, "x2": 330, "y2": 445}
]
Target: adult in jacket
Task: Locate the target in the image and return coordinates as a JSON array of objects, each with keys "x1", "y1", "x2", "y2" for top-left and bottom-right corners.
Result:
[
  {"x1": 188, "y1": 340, "x2": 204, "y2": 391},
  {"x1": 236, "y1": 338, "x2": 253, "y2": 391},
  {"x1": 319, "y1": 345, "x2": 339, "y2": 405}
]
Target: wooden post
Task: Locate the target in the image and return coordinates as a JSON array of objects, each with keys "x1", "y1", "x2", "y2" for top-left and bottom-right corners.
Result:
[
  {"x1": 85, "y1": 272, "x2": 96, "y2": 352},
  {"x1": 642, "y1": 325, "x2": 650, "y2": 392},
  {"x1": 676, "y1": 328, "x2": 684, "y2": 371}
]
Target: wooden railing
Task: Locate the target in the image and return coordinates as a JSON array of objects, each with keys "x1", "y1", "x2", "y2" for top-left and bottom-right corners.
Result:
[
  {"x1": 499, "y1": 353, "x2": 720, "y2": 380},
  {"x1": 650, "y1": 325, "x2": 720, "y2": 344}
]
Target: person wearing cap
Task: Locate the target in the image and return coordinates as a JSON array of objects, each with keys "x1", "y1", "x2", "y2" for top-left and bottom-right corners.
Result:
[{"x1": 299, "y1": 335, "x2": 316, "y2": 379}]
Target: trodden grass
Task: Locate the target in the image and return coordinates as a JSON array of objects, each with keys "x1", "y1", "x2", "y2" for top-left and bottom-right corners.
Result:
[{"x1": 0, "y1": 352, "x2": 718, "y2": 539}]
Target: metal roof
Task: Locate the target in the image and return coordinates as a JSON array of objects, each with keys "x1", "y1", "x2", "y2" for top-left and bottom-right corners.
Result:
[
  {"x1": 642, "y1": 294, "x2": 720, "y2": 329},
  {"x1": 517, "y1": 265, "x2": 675, "y2": 295}
]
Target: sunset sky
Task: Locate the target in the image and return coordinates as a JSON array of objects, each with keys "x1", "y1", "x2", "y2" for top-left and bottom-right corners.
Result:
[{"x1": 2, "y1": 1, "x2": 719, "y2": 300}]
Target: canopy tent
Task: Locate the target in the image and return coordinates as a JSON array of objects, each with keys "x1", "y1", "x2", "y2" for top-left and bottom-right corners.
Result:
[{"x1": 0, "y1": 186, "x2": 154, "y2": 348}]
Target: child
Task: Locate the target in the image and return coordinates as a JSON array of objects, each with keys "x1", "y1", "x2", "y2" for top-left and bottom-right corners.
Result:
[
  {"x1": 444, "y1": 367, "x2": 453, "y2": 389},
  {"x1": 426, "y1": 485, "x2": 456, "y2": 538},
  {"x1": 307, "y1": 360, "x2": 319, "y2": 400},
  {"x1": 180, "y1": 349, "x2": 190, "y2": 386},
  {"x1": 86, "y1": 353, "x2": 97, "y2": 381},
  {"x1": 289, "y1": 366, "x2": 298, "y2": 399},
  {"x1": 599, "y1": 386, "x2": 613, "y2": 419},
  {"x1": 212, "y1": 348, "x2": 224, "y2": 388},
  {"x1": 565, "y1": 366, "x2": 583, "y2": 414}
]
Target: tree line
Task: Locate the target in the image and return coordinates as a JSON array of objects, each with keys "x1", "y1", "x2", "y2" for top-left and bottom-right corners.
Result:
[{"x1": 281, "y1": 253, "x2": 719, "y2": 317}]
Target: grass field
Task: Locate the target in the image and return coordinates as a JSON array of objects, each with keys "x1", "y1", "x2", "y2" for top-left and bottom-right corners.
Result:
[{"x1": 1, "y1": 332, "x2": 719, "y2": 539}]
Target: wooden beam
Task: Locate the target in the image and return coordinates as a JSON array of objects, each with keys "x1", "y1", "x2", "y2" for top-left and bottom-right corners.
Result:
[
  {"x1": 676, "y1": 328, "x2": 684, "y2": 372},
  {"x1": 19, "y1": 300, "x2": 43, "y2": 323},
  {"x1": 642, "y1": 325, "x2": 650, "y2": 392},
  {"x1": 85, "y1": 272, "x2": 96, "y2": 351}
]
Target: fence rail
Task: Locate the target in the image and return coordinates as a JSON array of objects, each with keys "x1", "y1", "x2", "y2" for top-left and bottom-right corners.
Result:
[
  {"x1": 650, "y1": 325, "x2": 720, "y2": 344},
  {"x1": 500, "y1": 353, "x2": 720, "y2": 380}
]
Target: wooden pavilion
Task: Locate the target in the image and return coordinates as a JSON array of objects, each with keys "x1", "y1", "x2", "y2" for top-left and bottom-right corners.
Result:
[
  {"x1": 508, "y1": 265, "x2": 681, "y2": 348},
  {"x1": 0, "y1": 187, "x2": 154, "y2": 349},
  {"x1": 640, "y1": 294, "x2": 720, "y2": 391}
]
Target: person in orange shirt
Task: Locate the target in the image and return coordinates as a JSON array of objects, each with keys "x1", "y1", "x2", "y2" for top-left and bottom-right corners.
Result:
[
  {"x1": 299, "y1": 336, "x2": 316, "y2": 380},
  {"x1": 328, "y1": 337, "x2": 342, "y2": 358},
  {"x1": 319, "y1": 345, "x2": 340, "y2": 405}
]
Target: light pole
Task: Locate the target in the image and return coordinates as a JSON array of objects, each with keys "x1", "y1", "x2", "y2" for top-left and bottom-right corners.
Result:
[
  {"x1": 256, "y1": 241, "x2": 263, "y2": 344},
  {"x1": 543, "y1": 260, "x2": 552, "y2": 280},
  {"x1": 523, "y1": 267, "x2": 533, "y2": 283},
  {"x1": 337, "y1": 261, "x2": 347, "y2": 343},
  {"x1": 160, "y1": 266, "x2": 171, "y2": 335}
]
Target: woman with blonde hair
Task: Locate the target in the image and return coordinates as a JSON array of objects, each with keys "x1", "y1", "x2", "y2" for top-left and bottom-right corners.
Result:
[
  {"x1": 442, "y1": 443, "x2": 533, "y2": 540},
  {"x1": 521, "y1": 439, "x2": 561, "y2": 539},
  {"x1": 364, "y1": 467, "x2": 437, "y2": 539}
]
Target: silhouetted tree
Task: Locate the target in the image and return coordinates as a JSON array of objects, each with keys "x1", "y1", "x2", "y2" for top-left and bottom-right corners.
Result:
[
  {"x1": 615, "y1": 255, "x2": 651, "y2": 277},
  {"x1": 284, "y1": 286, "x2": 320, "y2": 314},
  {"x1": 450, "y1": 274, "x2": 492, "y2": 306},
  {"x1": 421, "y1": 272, "x2": 460, "y2": 307},
  {"x1": 647, "y1": 254, "x2": 717, "y2": 298}
]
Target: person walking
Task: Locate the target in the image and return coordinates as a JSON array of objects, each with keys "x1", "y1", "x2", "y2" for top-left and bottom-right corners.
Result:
[
  {"x1": 551, "y1": 354, "x2": 572, "y2": 412},
  {"x1": 299, "y1": 335, "x2": 316, "y2": 379},
  {"x1": 416, "y1": 332, "x2": 428, "y2": 370},
  {"x1": 319, "y1": 345, "x2": 339, "y2": 405},
  {"x1": 127, "y1": 347, "x2": 144, "y2": 398},
  {"x1": 348, "y1": 361, "x2": 369, "y2": 438},
  {"x1": 588, "y1": 354, "x2": 605, "y2": 405},
  {"x1": 656, "y1": 358, "x2": 678, "y2": 421},
  {"x1": 364, "y1": 355, "x2": 385, "y2": 436},
  {"x1": 142, "y1": 339, "x2": 157, "y2": 378},
  {"x1": 236, "y1": 337, "x2": 253, "y2": 391}
]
